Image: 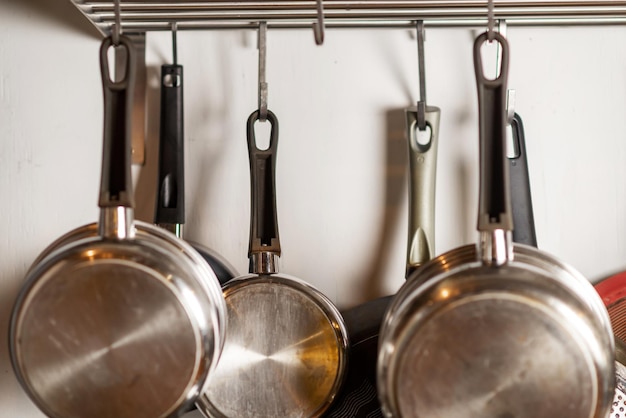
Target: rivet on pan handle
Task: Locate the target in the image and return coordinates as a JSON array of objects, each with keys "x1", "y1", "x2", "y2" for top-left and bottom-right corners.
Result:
[
  {"x1": 405, "y1": 106, "x2": 440, "y2": 277},
  {"x1": 98, "y1": 36, "x2": 136, "y2": 240},
  {"x1": 247, "y1": 109, "x2": 281, "y2": 274},
  {"x1": 155, "y1": 64, "x2": 185, "y2": 234},
  {"x1": 474, "y1": 31, "x2": 512, "y2": 265}
]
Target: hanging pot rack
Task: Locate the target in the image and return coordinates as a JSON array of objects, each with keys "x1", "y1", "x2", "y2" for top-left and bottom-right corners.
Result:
[
  {"x1": 77, "y1": 1, "x2": 626, "y2": 164},
  {"x1": 72, "y1": 1, "x2": 626, "y2": 34}
]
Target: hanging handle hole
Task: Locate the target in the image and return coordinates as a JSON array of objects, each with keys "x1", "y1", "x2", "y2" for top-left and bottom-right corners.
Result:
[
  {"x1": 163, "y1": 73, "x2": 181, "y2": 88},
  {"x1": 253, "y1": 120, "x2": 272, "y2": 151},
  {"x1": 478, "y1": 39, "x2": 503, "y2": 81},
  {"x1": 106, "y1": 43, "x2": 129, "y2": 83},
  {"x1": 415, "y1": 125, "x2": 432, "y2": 148}
]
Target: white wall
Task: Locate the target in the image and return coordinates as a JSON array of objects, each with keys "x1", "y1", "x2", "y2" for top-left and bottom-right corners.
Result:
[{"x1": 3, "y1": 0, "x2": 626, "y2": 416}]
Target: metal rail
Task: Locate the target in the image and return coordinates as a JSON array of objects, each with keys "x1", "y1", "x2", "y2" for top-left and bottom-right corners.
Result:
[
  {"x1": 71, "y1": 1, "x2": 626, "y2": 34},
  {"x1": 73, "y1": 1, "x2": 626, "y2": 164}
]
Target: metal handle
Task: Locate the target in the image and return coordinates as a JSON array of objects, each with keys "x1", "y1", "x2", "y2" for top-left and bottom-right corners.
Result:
[
  {"x1": 98, "y1": 35, "x2": 136, "y2": 209},
  {"x1": 155, "y1": 64, "x2": 185, "y2": 232},
  {"x1": 474, "y1": 31, "x2": 512, "y2": 265},
  {"x1": 247, "y1": 109, "x2": 281, "y2": 274},
  {"x1": 509, "y1": 113, "x2": 537, "y2": 247},
  {"x1": 406, "y1": 105, "x2": 440, "y2": 277}
]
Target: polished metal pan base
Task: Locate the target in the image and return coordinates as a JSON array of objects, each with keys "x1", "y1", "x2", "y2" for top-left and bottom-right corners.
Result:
[
  {"x1": 12, "y1": 238, "x2": 206, "y2": 418},
  {"x1": 198, "y1": 274, "x2": 348, "y2": 418}
]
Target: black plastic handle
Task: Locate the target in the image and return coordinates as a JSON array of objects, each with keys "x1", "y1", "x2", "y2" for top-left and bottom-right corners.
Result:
[
  {"x1": 155, "y1": 64, "x2": 185, "y2": 225},
  {"x1": 98, "y1": 36, "x2": 136, "y2": 208},
  {"x1": 474, "y1": 31, "x2": 512, "y2": 233},
  {"x1": 509, "y1": 113, "x2": 538, "y2": 247},
  {"x1": 247, "y1": 109, "x2": 281, "y2": 257}
]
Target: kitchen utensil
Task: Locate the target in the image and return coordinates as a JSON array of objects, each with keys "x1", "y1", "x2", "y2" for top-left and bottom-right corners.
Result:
[
  {"x1": 325, "y1": 97, "x2": 440, "y2": 418},
  {"x1": 196, "y1": 109, "x2": 349, "y2": 418},
  {"x1": 155, "y1": 57, "x2": 237, "y2": 284},
  {"x1": 377, "y1": 31, "x2": 615, "y2": 418},
  {"x1": 9, "y1": 36, "x2": 226, "y2": 418}
]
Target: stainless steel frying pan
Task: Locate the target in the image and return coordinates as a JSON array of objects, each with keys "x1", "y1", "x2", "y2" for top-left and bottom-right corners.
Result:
[
  {"x1": 196, "y1": 109, "x2": 349, "y2": 418},
  {"x1": 9, "y1": 36, "x2": 226, "y2": 418},
  {"x1": 377, "y1": 31, "x2": 615, "y2": 418}
]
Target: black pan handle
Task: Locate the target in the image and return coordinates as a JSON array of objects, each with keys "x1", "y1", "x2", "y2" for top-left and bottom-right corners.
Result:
[
  {"x1": 509, "y1": 113, "x2": 538, "y2": 247},
  {"x1": 474, "y1": 31, "x2": 512, "y2": 234},
  {"x1": 155, "y1": 64, "x2": 185, "y2": 226},
  {"x1": 247, "y1": 110, "x2": 281, "y2": 273},
  {"x1": 98, "y1": 36, "x2": 136, "y2": 209}
]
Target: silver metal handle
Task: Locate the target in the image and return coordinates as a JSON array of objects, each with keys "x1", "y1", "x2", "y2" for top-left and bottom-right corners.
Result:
[{"x1": 406, "y1": 105, "x2": 440, "y2": 276}]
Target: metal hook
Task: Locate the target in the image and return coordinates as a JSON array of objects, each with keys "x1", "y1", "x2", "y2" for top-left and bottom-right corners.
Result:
[
  {"x1": 258, "y1": 22, "x2": 268, "y2": 122},
  {"x1": 171, "y1": 22, "x2": 178, "y2": 65},
  {"x1": 495, "y1": 19, "x2": 506, "y2": 77},
  {"x1": 416, "y1": 20, "x2": 427, "y2": 131},
  {"x1": 312, "y1": 0, "x2": 325, "y2": 45},
  {"x1": 112, "y1": 0, "x2": 122, "y2": 45},
  {"x1": 487, "y1": 0, "x2": 495, "y2": 42}
]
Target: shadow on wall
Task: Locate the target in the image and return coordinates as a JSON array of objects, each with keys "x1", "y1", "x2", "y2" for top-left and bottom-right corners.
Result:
[
  {"x1": 352, "y1": 108, "x2": 408, "y2": 304},
  {"x1": 6, "y1": 0, "x2": 102, "y2": 39},
  {"x1": 134, "y1": 65, "x2": 161, "y2": 222},
  {"x1": 455, "y1": 153, "x2": 475, "y2": 246}
]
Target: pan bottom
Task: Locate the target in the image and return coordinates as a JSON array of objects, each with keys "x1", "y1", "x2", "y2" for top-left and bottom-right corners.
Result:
[
  {"x1": 198, "y1": 277, "x2": 346, "y2": 418},
  {"x1": 13, "y1": 258, "x2": 201, "y2": 418},
  {"x1": 389, "y1": 293, "x2": 596, "y2": 418}
]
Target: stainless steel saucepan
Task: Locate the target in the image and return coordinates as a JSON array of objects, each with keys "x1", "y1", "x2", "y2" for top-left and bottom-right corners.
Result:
[
  {"x1": 196, "y1": 109, "x2": 349, "y2": 418},
  {"x1": 377, "y1": 31, "x2": 615, "y2": 418},
  {"x1": 9, "y1": 36, "x2": 226, "y2": 418}
]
